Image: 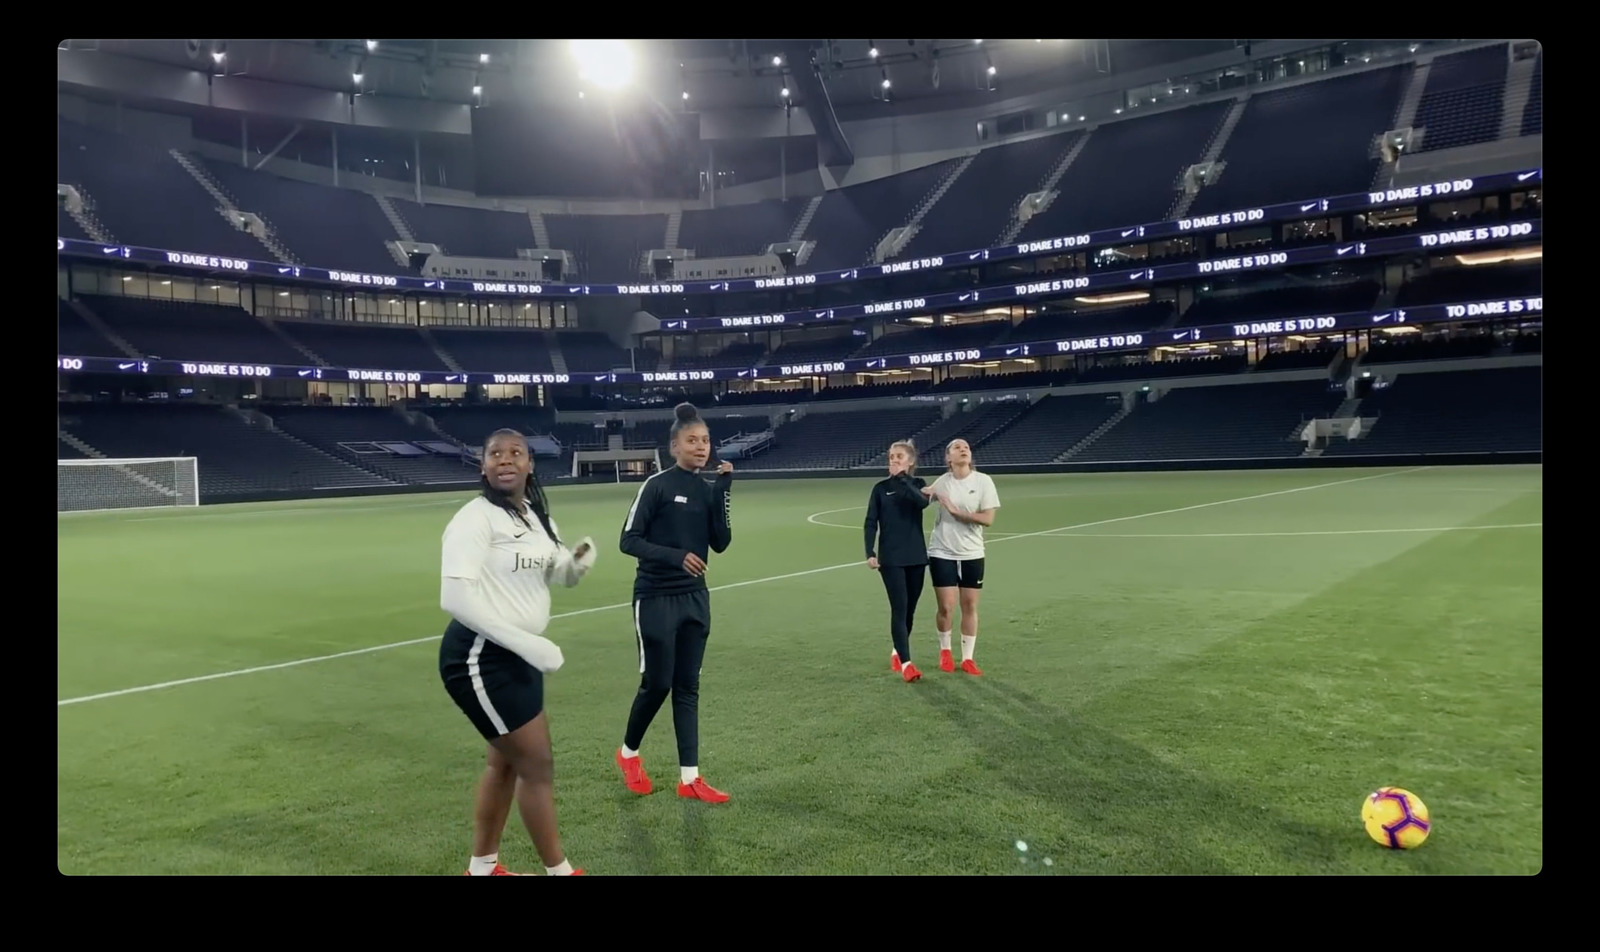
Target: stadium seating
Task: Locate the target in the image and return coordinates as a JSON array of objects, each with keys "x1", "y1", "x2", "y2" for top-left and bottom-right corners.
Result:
[
  {"x1": 1521, "y1": 54, "x2": 1542, "y2": 137},
  {"x1": 678, "y1": 200, "x2": 810, "y2": 259},
  {"x1": 1413, "y1": 45, "x2": 1508, "y2": 152},
  {"x1": 899, "y1": 132, "x2": 1081, "y2": 258},
  {"x1": 975, "y1": 394, "x2": 1127, "y2": 464},
  {"x1": 58, "y1": 299, "x2": 122, "y2": 358},
  {"x1": 57, "y1": 121, "x2": 268, "y2": 262},
  {"x1": 275, "y1": 319, "x2": 448, "y2": 370},
  {"x1": 77, "y1": 295, "x2": 310, "y2": 365},
  {"x1": 200, "y1": 158, "x2": 402, "y2": 274},
  {"x1": 543, "y1": 213, "x2": 668, "y2": 282},
  {"x1": 57, "y1": 403, "x2": 390, "y2": 501},
  {"x1": 1322, "y1": 366, "x2": 1541, "y2": 456},
  {"x1": 1360, "y1": 334, "x2": 1497, "y2": 364},
  {"x1": 1017, "y1": 102, "x2": 1229, "y2": 241},
  {"x1": 390, "y1": 199, "x2": 536, "y2": 261},
  {"x1": 1176, "y1": 282, "x2": 1381, "y2": 328},
  {"x1": 737, "y1": 406, "x2": 942, "y2": 470},
  {"x1": 801, "y1": 159, "x2": 963, "y2": 272},
  {"x1": 1069, "y1": 379, "x2": 1347, "y2": 462},
  {"x1": 1185, "y1": 67, "x2": 1405, "y2": 216},
  {"x1": 429, "y1": 328, "x2": 557, "y2": 374},
  {"x1": 259, "y1": 406, "x2": 479, "y2": 486}
]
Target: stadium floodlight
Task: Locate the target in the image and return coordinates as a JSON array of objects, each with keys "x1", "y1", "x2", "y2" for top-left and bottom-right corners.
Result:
[
  {"x1": 57, "y1": 457, "x2": 200, "y2": 514},
  {"x1": 572, "y1": 40, "x2": 635, "y2": 90}
]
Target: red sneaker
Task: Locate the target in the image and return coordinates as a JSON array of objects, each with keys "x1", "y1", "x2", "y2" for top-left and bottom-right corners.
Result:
[
  {"x1": 463, "y1": 863, "x2": 522, "y2": 876},
  {"x1": 890, "y1": 651, "x2": 902, "y2": 672},
  {"x1": 615, "y1": 748, "x2": 653, "y2": 795},
  {"x1": 901, "y1": 662, "x2": 922, "y2": 683},
  {"x1": 960, "y1": 658, "x2": 983, "y2": 676},
  {"x1": 939, "y1": 649, "x2": 955, "y2": 673},
  {"x1": 677, "y1": 777, "x2": 731, "y2": 803}
]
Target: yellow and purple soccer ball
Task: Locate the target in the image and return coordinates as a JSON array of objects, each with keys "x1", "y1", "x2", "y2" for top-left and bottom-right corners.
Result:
[{"x1": 1361, "y1": 787, "x2": 1431, "y2": 849}]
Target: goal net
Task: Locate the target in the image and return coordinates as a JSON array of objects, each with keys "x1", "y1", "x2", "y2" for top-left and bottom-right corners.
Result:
[{"x1": 57, "y1": 457, "x2": 200, "y2": 513}]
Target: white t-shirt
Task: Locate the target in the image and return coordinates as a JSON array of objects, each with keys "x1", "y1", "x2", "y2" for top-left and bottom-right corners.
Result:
[
  {"x1": 927, "y1": 469, "x2": 1001, "y2": 561},
  {"x1": 441, "y1": 496, "x2": 577, "y2": 639}
]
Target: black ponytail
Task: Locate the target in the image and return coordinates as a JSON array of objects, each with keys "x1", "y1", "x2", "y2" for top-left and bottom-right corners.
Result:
[{"x1": 480, "y1": 429, "x2": 561, "y2": 544}]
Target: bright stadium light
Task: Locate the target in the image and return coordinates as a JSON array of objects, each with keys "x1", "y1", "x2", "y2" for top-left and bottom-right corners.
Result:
[{"x1": 572, "y1": 40, "x2": 635, "y2": 90}]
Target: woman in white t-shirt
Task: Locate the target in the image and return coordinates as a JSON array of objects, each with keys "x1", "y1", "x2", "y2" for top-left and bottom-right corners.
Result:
[{"x1": 922, "y1": 439, "x2": 1001, "y2": 675}]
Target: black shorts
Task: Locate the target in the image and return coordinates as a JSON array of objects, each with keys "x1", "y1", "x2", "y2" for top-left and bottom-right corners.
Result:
[
  {"x1": 439, "y1": 619, "x2": 545, "y2": 742},
  {"x1": 929, "y1": 556, "x2": 985, "y2": 590}
]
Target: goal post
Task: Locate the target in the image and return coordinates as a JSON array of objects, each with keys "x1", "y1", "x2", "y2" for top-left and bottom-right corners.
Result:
[{"x1": 57, "y1": 457, "x2": 200, "y2": 513}]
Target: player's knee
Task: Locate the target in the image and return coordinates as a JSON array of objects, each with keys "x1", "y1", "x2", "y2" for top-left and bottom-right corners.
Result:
[
  {"x1": 639, "y1": 667, "x2": 674, "y2": 696},
  {"x1": 672, "y1": 676, "x2": 699, "y2": 699},
  {"x1": 501, "y1": 736, "x2": 555, "y2": 785}
]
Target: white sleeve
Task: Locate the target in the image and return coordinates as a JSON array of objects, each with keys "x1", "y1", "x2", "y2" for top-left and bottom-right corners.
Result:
[
  {"x1": 980, "y1": 474, "x2": 1001, "y2": 511},
  {"x1": 439, "y1": 507, "x2": 563, "y2": 672},
  {"x1": 548, "y1": 535, "x2": 598, "y2": 588},
  {"x1": 441, "y1": 505, "x2": 492, "y2": 580}
]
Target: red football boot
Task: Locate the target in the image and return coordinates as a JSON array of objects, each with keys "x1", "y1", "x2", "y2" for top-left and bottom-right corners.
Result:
[
  {"x1": 891, "y1": 651, "x2": 902, "y2": 672},
  {"x1": 960, "y1": 658, "x2": 983, "y2": 676},
  {"x1": 677, "y1": 777, "x2": 731, "y2": 803},
  {"x1": 463, "y1": 863, "x2": 522, "y2": 876},
  {"x1": 901, "y1": 662, "x2": 923, "y2": 683},
  {"x1": 616, "y1": 748, "x2": 653, "y2": 795},
  {"x1": 939, "y1": 648, "x2": 955, "y2": 673}
]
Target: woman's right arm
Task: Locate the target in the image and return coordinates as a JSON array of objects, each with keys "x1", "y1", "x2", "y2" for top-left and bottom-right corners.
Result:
[
  {"x1": 863, "y1": 487, "x2": 881, "y2": 562},
  {"x1": 440, "y1": 510, "x2": 564, "y2": 672},
  {"x1": 619, "y1": 478, "x2": 686, "y2": 566}
]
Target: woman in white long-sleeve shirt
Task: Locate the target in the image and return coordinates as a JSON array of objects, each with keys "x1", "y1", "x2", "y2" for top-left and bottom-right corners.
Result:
[{"x1": 439, "y1": 428, "x2": 597, "y2": 877}]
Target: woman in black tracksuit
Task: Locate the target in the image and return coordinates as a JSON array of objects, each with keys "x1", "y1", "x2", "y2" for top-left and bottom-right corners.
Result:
[{"x1": 863, "y1": 438, "x2": 932, "y2": 682}]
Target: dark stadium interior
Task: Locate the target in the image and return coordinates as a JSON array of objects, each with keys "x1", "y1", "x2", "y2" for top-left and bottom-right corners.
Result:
[{"x1": 57, "y1": 38, "x2": 1540, "y2": 504}]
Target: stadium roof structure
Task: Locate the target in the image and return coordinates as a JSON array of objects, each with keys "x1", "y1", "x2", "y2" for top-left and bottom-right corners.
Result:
[{"x1": 60, "y1": 39, "x2": 1258, "y2": 114}]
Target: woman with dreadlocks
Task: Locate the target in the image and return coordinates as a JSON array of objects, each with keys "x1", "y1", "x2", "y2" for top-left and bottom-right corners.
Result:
[{"x1": 438, "y1": 428, "x2": 597, "y2": 876}]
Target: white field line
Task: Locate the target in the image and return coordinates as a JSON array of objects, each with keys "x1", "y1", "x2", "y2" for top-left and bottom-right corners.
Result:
[
  {"x1": 57, "y1": 467, "x2": 1424, "y2": 708},
  {"x1": 1045, "y1": 524, "x2": 1541, "y2": 539}
]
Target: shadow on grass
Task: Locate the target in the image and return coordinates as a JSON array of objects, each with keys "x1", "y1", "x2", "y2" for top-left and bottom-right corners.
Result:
[{"x1": 913, "y1": 675, "x2": 1350, "y2": 874}]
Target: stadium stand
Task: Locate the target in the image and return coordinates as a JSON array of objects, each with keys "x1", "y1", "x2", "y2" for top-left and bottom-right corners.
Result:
[
  {"x1": 428, "y1": 328, "x2": 558, "y2": 374},
  {"x1": 1322, "y1": 366, "x2": 1541, "y2": 456},
  {"x1": 899, "y1": 132, "x2": 1082, "y2": 258},
  {"x1": 679, "y1": 199, "x2": 810, "y2": 259},
  {"x1": 543, "y1": 213, "x2": 668, "y2": 282},
  {"x1": 273, "y1": 319, "x2": 448, "y2": 370},
  {"x1": 976, "y1": 394, "x2": 1128, "y2": 464},
  {"x1": 57, "y1": 403, "x2": 390, "y2": 500},
  {"x1": 800, "y1": 159, "x2": 963, "y2": 272},
  {"x1": 389, "y1": 199, "x2": 536, "y2": 261},
  {"x1": 77, "y1": 295, "x2": 310, "y2": 365},
  {"x1": 1015, "y1": 102, "x2": 1229, "y2": 241},
  {"x1": 1521, "y1": 53, "x2": 1542, "y2": 137},
  {"x1": 58, "y1": 121, "x2": 268, "y2": 261},
  {"x1": 199, "y1": 158, "x2": 402, "y2": 274},
  {"x1": 1413, "y1": 44, "x2": 1509, "y2": 152},
  {"x1": 737, "y1": 407, "x2": 943, "y2": 471},
  {"x1": 1068, "y1": 379, "x2": 1348, "y2": 463},
  {"x1": 1184, "y1": 67, "x2": 1406, "y2": 216},
  {"x1": 259, "y1": 406, "x2": 479, "y2": 485}
]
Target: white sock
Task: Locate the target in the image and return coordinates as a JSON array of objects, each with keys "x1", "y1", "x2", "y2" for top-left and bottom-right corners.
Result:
[
  {"x1": 938, "y1": 630, "x2": 952, "y2": 651},
  {"x1": 681, "y1": 765, "x2": 699, "y2": 784},
  {"x1": 620, "y1": 744, "x2": 639, "y2": 759},
  {"x1": 961, "y1": 635, "x2": 976, "y2": 662},
  {"x1": 545, "y1": 859, "x2": 573, "y2": 876},
  {"x1": 468, "y1": 853, "x2": 498, "y2": 875}
]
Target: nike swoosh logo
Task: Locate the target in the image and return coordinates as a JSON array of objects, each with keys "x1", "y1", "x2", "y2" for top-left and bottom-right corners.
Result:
[{"x1": 513, "y1": 532, "x2": 527, "y2": 538}]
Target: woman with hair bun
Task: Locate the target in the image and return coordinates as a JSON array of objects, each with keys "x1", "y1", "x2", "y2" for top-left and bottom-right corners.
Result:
[
  {"x1": 614, "y1": 402, "x2": 735, "y2": 804},
  {"x1": 863, "y1": 439, "x2": 931, "y2": 682}
]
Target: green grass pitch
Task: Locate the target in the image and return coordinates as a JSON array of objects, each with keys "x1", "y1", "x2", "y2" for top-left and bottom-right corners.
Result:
[{"x1": 57, "y1": 464, "x2": 1542, "y2": 875}]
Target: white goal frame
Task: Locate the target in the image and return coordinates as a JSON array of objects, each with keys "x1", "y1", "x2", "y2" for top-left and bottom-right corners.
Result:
[{"x1": 57, "y1": 457, "x2": 201, "y2": 514}]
